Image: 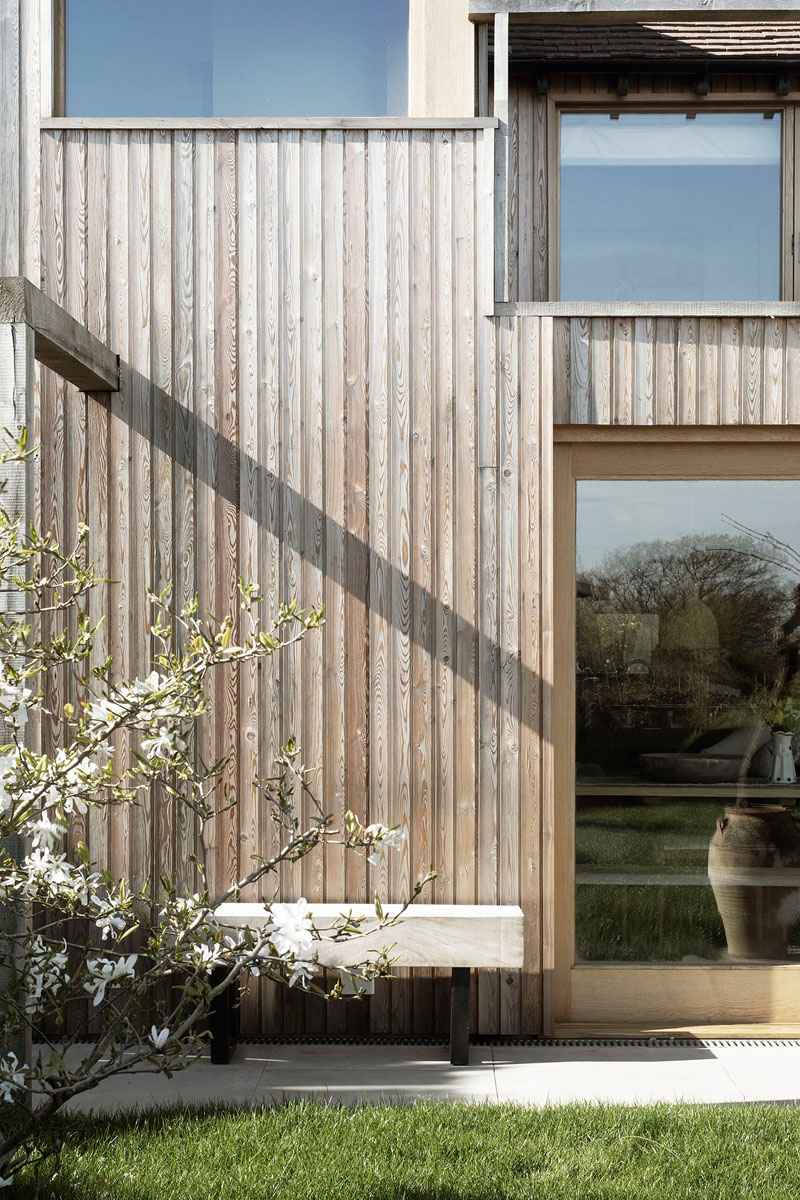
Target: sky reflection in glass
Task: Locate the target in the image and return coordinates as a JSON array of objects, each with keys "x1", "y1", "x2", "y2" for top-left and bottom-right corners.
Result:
[
  {"x1": 66, "y1": 0, "x2": 408, "y2": 117},
  {"x1": 577, "y1": 480, "x2": 800, "y2": 571},
  {"x1": 560, "y1": 112, "x2": 781, "y2": 301}
]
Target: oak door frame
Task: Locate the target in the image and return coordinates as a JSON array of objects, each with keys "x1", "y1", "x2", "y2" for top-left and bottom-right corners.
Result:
[{"x1": 548, "y1": 435, "x2": 800, "y2": 1035}]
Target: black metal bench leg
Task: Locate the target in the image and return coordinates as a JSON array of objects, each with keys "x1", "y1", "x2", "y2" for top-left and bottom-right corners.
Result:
[
  {"x1": 209, "y1": 969, "x2": 239, "y2": 1064},
  {"x1": 450, "y1": 967, "x2": 471, "y2": 1066}
]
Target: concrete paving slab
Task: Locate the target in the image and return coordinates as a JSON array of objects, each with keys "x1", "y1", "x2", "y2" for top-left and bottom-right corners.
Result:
[
  {"x1": 254, "y1": 1045, "x2": 498, "y2": 1104},
  {"x1": 705, "y1": 1044, "x2": 800, "y2": 1103},
  {"x1": 491, "y1": 1044, "x2": 744, "y2": 1105},
  {"x1": 32, "y1": 1040, "x2": 800, "y2": 1113}
]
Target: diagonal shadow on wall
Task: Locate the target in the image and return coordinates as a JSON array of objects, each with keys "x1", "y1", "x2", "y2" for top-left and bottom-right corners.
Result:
[{"x1": 109, "y1": 364, "x2": 548, "y2": 734}]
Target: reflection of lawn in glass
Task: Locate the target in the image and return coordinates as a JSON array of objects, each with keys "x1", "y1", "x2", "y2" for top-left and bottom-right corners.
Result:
[{"x1": 576, "y1": 799, "x2": 729, "y2": 962}]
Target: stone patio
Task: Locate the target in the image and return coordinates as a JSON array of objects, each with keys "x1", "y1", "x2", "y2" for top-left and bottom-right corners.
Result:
[{"x1": 36, "y1": 1040, "x2": 800, "y2": 1113}]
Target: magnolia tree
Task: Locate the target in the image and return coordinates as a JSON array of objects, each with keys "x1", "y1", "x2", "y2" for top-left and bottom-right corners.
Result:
[{"x1": 0, "y1": 438, "x2": 423, "y2": 1187}]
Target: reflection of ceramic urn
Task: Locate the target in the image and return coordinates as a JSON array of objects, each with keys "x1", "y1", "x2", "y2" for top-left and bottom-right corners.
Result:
[{"x1": 708, "y1": 806, "x2": 800, "y2": 960}]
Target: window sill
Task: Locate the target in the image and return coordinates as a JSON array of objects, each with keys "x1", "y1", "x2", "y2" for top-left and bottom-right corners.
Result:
[
  {"x1": 41, "y1": 116, "x2": 498, "y2": 131},
  {"x1": 494, "y1": 301, "x2": 800, "y2": 317}
]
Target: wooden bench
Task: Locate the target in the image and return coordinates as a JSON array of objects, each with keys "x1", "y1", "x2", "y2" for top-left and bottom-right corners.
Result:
[{"x1": 211, "y1": 903, "x2": 524, "y2": 1066}]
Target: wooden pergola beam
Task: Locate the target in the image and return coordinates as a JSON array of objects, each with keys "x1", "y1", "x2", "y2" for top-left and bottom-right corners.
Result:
[{"x1": 0, "y1": 276, "x2": 119, "y2": 392}]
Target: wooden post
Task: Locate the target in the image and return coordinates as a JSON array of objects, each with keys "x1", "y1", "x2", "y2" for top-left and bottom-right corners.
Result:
[
  {"x1": 493, "y1": 13, "x2": 509, "y2": 303},
  {"x1": 209, "y1": 970, "x2": 240, "y2": 1064},
  {"x1": 450, "y1": 967, "x2": 472, "y2": 1065},
  {"x1": 476, "y1": 22, "x2": 490, "y2": 117}
]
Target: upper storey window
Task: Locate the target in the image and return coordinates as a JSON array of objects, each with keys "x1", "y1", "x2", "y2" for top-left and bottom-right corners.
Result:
[
  {"x1": 559, "y1": 112, "x2": 781, "y2": 302},
  {"x1": 65, "y1": 0, "x2": 408, "y2": 117}
]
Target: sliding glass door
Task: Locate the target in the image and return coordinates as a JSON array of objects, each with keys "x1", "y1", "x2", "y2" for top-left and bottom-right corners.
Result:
[{"x1": 553, "y1": 441, "x2": 800, "y2": 1031}]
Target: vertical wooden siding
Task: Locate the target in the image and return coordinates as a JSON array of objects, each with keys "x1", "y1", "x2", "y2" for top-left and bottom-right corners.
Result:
[
  {"x1": 37, "y1": 127, "x2": 544, "y2": 1037},
  {"x1": 552, "y1": 316, "x2": 800, "y2": 425}
]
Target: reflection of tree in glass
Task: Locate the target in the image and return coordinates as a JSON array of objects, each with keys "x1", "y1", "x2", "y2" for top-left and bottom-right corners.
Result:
[
  {"x1": 582, "y1": 532, "x2": 788, "y2": 683},
  {"x1": 577, "y1": 531, "x2": 798, "y2": 766}
]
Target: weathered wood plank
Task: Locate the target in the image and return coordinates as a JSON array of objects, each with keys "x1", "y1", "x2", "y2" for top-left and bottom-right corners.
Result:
[
  {"x1": 743, "y1": 316, "x2": 764, "y2": 424},
  {"x1": 698, "y1": 317, "x2": 720, "y2": 425},
  {"x1": 64, "y1": 131, "x2": 89, "y2": 859},
  {"x1": 432, "y1": 127, "x2": 455, "y2": 1036},
  {"x1": 257, "y1": 128, "x2": 284, "y2": 1032},
  {"x1": 389, "y1": 129, "x2": 412, "y2": 1034},
  {"x1": 194, "y1": 130, "x2": 218, "y2": 893},
  {"x1": 367, "y1": 128, "x2": 391, "y2": 1032},
  {"x1": 107, "y1": 130, "x2": 131, "y2": 882},
  {"x1": 454, "y1": 132, "x2": 479, "y2": 936},
  {"x1": 215, "y1": 903, "x2": 525, "y2": 971},
  {"x1": 410, "y1": 127, "x2": 434, "y2": 1032},
  {"x1": 237, "y1": 129, "x2": 259, "y2": 921},
  {"x1": 171, "y1": 130, "x2": 196, "y2": 894},
  {"x1": 301, "y1": 132, "x2": 325, "y2": 941},
  {"x1": 720, "y1": 317, "x2": 742, "y2": 425},
  {"x1": 633, "y1": 317, "x2": 655, "y2": 426},
  {"x1": 85, "y1": 128, "x2": 110, "y2": 880},
  {"x1": 518, "y1": 314, "x2": 542, "y2": 1033},
  {"x1": 590, "y1": 316, "x2": 612, "y2": 424},
  {"x1": 150, "y1": 129, "x2": 174, "y2": 899},
  {"x1": 498, "y1": 314, "x2": 520, "y2": 1033},
  {"x1": 765, "y1": 317, "x2": 785, "y2": 424},
  {"x1": 477, "y1": 309, "x2": 498, "y2": 1036},
  {"x1": 0, "y1": 0, "x2": 20, "y2": 274},
  {"x1": 677, "y1": 317, "x2": 698, "y2": 425},
  {"x1": 532, "y1": 93, "x2": 549, "y2": 302},
  {"x1": 570, "y1": 317, "x2": 591, "y2": 424},
  {"x1": 342, "y1": 129, "x2": 369, "y2": 945},
  {"x1": 517, "y1": 88, "x2": 534, "y2": 313},
  {"x1": 321, "y1": 130, "x2": 346, "y2": 918},
  {"x1": 128, "y1": 130, "x2": 153, "y2": 892},
  {"x1": 654, "y1": 317, "x2": 677, "y2": 425},
  {"x1": 613, "y1": 317, "x2": 633, "y2": 425},
  {"x1": 214, "y1": 131, "x2": 239, "y2": 901}
]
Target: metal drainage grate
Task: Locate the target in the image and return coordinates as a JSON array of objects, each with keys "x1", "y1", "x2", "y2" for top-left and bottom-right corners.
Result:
[{"x1": 239, "y1": 1035, "x2": 800, "y2": 1049}]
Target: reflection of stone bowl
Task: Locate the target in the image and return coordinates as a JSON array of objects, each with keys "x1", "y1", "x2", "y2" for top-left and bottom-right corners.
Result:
[{"x1": 639, "y1": 753, "x2": 743, "y2": 783}]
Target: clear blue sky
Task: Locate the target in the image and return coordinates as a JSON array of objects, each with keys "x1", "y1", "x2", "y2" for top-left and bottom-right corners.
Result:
[{"x1": 67, "y1": 0, "x2": 408, "y2": 117}]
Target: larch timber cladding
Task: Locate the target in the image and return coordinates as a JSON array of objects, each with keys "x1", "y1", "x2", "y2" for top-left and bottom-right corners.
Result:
[
  {"x1": 37, "y1": 128, "x2": 545, "y2": 1037},
  {"x1": 552, "y1": 316, "x2": 800, "y2": 425}
]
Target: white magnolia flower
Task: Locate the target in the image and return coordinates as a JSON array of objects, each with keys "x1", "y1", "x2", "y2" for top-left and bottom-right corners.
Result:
[
  {"x1": 0, "y1": 1052, "x2": 26, "y2": 1102},
  {"x1": 84, "y1": 954, "x2": 138, "y2": 1007},
  {"x1": 149, "y1": 1025, "x2": 169, "y2": 1050},
  {"x1": 189, "y1": 941, "x2": 225, "y2": 972},
  {"x1": 288, "y1": 960, "x2": 316, "y2": 989},
  {"x1": 27, "y1": 812, "x2": 67, "y2": 850},
  {"x1": 25, "y1": 848, "x2": 74, "y2": 890},
  {"x1": 364, "y1": 823, "x2": 407, "y2": 865},
  {"x1": 270, "y1": 898, "x2": 313, "y2": 959},
  {"x1": 25, "y1": 937, "x2": 69, "y2": 1012},
  {"x1": 141, "y1": 724, "x2": 186, "y2": 761},
  {"x1": 85, "y1": 695, "x2": 126, "y2": 727},
  {"x1": 0, "y1": 755, "x2": 17, "y2": 813},
  {"x1": 0, "y1": 679, "x2": 31, "y2": 729},
  {"x1": 93, "y1": 897, "x2": 128, "y2": 941}
]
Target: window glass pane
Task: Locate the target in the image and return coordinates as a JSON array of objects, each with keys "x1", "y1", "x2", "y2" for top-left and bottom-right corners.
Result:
[
  {"x1": 560, "y1": 112, "x2": 781, "y2": 301},
  {"x1": 66, "y1": 0, "x2": 408, "y2": 117},
  {"x1": 576, "y1": 480, "x2": 800, "y2": 963}
]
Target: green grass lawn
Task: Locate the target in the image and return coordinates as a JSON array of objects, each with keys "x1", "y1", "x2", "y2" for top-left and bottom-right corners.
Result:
[{"x1": 9, "y1": 1100, "x2": 800, "y2": 1200}]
